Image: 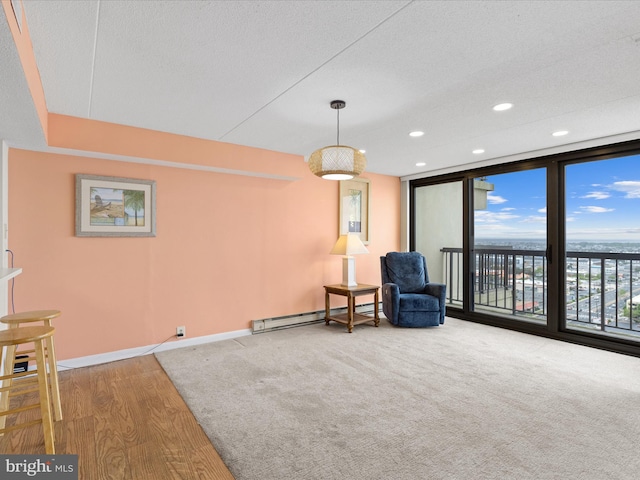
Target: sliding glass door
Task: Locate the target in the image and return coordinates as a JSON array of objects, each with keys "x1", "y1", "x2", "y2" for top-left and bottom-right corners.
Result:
[
  {"x1": 472, "y1": 168, "x2": 547, "y2": 325},
  {"x1": 410, "y1": 141, "x2": 640, "y2": 354},
  {"x1": 564, "y1": 153, "x2": 640, "y2": 341}
]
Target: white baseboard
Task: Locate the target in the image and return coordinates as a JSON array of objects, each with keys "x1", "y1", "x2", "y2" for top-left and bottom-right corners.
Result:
[
  {"x1": 56, "y1": 328, "x2": 252, "y2": 371},
  {"x1": 253, "y1": 303, "x2": 379, "y2": 333}
]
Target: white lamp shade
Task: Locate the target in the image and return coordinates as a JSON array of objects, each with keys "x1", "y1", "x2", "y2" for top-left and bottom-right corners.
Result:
[
  {"x1": 330, "y1": 234, "x2": 368, "y2": 287},
  {"x1": 330, "y1": 233, "x2": 369, "y2": 255}
]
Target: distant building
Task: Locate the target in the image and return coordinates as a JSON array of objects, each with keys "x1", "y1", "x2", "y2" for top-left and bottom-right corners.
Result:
[{"x1": 626, "y1": 294, "x2": 640, "y2": 307}]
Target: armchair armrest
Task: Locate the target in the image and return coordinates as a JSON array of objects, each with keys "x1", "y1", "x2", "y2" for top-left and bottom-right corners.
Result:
[
  {"x1": 424, "y1": 282, "x2": 446, "y2": 301},
  {"x1": 381, "y1": 282, "x2": 400, "y2": 325},
  {"x1": 424, "y1": 282, "x2": 447, "y2": 323}
]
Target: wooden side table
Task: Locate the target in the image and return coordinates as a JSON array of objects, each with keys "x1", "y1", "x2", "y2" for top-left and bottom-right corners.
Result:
[{"x1": 324, "y1": 284, "x2": 380, "y2": 333}]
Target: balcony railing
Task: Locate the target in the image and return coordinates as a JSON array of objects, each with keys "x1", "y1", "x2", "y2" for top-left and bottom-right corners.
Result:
[{"x1": 441, "y1": 246, "x2": 640, "y2": 337}]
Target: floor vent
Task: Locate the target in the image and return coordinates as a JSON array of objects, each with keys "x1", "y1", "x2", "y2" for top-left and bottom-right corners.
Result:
[{"x1": 252, "y1": 303, "x2": 378, "y2": 334}]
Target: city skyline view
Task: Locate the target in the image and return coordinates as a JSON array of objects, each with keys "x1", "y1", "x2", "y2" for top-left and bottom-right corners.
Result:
[{"x1": 475, "y1": 153, "x2": 640, "y2": 242}]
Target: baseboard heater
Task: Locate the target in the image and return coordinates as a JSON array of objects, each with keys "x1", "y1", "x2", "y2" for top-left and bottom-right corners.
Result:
[
  {"x1": 252, "y1": 303, "x2": 379, "y2": 334},
  {"x1": 13, "y1": 354, "x2": 29, "y2": 374}
]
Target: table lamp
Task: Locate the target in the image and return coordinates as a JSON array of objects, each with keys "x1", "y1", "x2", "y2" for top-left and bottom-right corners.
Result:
[{"x1": 330, "y1": 233, "x2": 369, "y2": 287}]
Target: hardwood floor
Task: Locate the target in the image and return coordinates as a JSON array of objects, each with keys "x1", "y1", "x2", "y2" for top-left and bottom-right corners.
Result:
[{"x1": 0, "y1": 355, "x2": 235, "y2": 479}]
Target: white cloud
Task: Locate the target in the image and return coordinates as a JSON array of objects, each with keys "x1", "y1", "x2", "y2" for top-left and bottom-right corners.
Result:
[
  {"x1": 566, "y1": 227, "x2": 640, "y2": 241},
  {"x1": 537, "y1": 207, "x2": 547, "y2": 213},
  {"x1": 580, "y1": 191, "x2": 610, "y2": 200},
  {"x1": 579, "y1": 206, "x2": 614, "y2": 214},
  {"x1": 501, "y1": 207, "x2": 516, "y2": 211},
  {"x1": 475, "y1": 210, "x2": 519, "y2": 223},
  {"x1": 521, "y1": 215, "x2": 546, "y2": 224},
  {"x1": 486, "y1": 193, "x2": 507, "y2": 204},
  {"x1": 566, "y1": 216, "x2": 576, "y2": 222},
  {"x1": 476, "y1": 225, "x2": 546, "y2": 239},
  {"x1": 477, "y1": 224, "x2": 515, "y2": 232},
  {"x1": 610, "y1": 181, "x2": 640, "y2": 198}
]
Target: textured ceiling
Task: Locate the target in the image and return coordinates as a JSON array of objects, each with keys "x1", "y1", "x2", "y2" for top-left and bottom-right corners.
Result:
[
  {"x1": 5, "y1": 0, "x2": 640, "y2": 177},
  {"x1": 0, "y1": 6, "x2": 45, "y2": 149}
]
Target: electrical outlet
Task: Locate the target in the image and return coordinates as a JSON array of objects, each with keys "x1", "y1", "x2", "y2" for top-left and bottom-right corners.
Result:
[{"x1": 176, "y1": 326, "x2": 186, "y2": 338}]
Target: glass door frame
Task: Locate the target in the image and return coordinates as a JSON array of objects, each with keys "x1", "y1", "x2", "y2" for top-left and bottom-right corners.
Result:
[{"x1": 409, "y1": 139, "x2": 640, "y2": 358}]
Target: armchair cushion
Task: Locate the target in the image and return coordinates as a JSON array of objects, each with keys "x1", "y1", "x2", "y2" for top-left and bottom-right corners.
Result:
[
  {"x1": 384, "y1": 251, "x2": 428, "y2": 293},
  {"x1": 400, "y1": 293, "x2": 440, "y2": 312}
]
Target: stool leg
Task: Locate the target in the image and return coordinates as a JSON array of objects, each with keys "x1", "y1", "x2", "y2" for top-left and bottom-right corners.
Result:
[
  {"x1": 44, "y1": 336, "x2": 62, "y2": 421},
  {"x1": 0, "y1": 344, "x2": 17, "y2": 435},
  {"x1": 35, "y1": 340, "x2": 55, "y2": 454}
]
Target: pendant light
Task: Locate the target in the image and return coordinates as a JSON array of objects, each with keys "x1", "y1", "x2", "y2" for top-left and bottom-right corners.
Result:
[{"x1": 308, "y1": 100, "x2": 366, "y2": 180}]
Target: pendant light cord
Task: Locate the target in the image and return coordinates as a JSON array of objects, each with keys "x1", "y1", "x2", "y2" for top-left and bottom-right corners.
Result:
[{"x1": 336, "y1": 107, "x2": 340, "y2": 146}]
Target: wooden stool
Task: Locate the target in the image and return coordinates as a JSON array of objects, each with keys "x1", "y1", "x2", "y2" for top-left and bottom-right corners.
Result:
[
  {"x1": 0, "y1": 310, "x2": 62, "y2": 421},
  {"x1": 0, "y1": 326, "x2": 56, "y2": 453}
]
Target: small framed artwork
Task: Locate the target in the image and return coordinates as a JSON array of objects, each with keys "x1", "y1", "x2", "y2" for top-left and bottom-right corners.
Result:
[
  {"x1": 75, "y1": 174, "x2": 156, "y2": 237},
  {"x1": 339, "y1": 177, "x2": 370, "y2": 244}
]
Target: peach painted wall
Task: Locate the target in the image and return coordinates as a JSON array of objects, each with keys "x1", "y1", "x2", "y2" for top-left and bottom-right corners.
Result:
[
  {"x1": 48, "y1": 114, "x2": 296, "y2": 177},
  {"x1": 9, "y1": 148, "x2": 400, "y2": 360}
]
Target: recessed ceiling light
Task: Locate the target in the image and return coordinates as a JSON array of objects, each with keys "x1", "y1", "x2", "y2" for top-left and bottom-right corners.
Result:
[
  {"x1": 409, "y1": 131, "x2": 425, "y2": 137},
  {"x1": 552, "y1": 130, "x2": 569, "y2": 137},
  {"x1": 493, "y1": 103, "x2": 513, "y2": 111},
  {"x1": 472, "y1": 149, "x2": 485, "y2": 154},
  {"x1": 416, "y1": 162, "x2": 426, "y2": 167}
]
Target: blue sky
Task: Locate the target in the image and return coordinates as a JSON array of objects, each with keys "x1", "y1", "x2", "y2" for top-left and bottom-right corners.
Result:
[
  {"x1": 91, "y1": 187, "x2": 124, "y2": 203},
  {"x1": 475, "y1": 153, "x2": 640, "y2": 241}
]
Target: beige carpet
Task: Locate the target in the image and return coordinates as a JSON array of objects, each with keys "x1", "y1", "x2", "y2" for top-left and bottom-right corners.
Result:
[{"x1": 156, "y1": 318, "x2": 640, "y2": 480}]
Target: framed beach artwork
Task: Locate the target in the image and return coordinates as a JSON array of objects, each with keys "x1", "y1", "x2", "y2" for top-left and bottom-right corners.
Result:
[
  {"x1": 339, "y1": 177, "x2": 370, "y2": 244},
  {"x1": 75, "y1": 174, "x2": 156, "y2": 237}
]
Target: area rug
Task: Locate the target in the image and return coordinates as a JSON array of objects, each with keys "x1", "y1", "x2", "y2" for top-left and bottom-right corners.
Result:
[{"x1": 155, "y1": 318, "x2": 640, "y2": 480}]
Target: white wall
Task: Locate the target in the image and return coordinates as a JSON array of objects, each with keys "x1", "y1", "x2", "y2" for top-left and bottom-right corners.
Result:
[
  {"x1": 414, "y1": 181, "x2": 463, "y2": 284},
  {"x1": 400, "y1": 180, "x2": 409, "y2": 251}
]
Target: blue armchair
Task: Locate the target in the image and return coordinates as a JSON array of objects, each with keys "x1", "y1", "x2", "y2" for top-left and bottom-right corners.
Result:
[{"x1": 380, "y1": 252, "x2": 446, "y2": 327}]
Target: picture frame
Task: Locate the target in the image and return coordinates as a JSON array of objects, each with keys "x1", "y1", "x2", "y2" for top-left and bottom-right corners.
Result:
[
  {"x1": 339, "y1": 177, "x2": 370, "y2": 244},
  {"x1": 75, "y1": 174, "x2": 156, "y2": 237}
]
